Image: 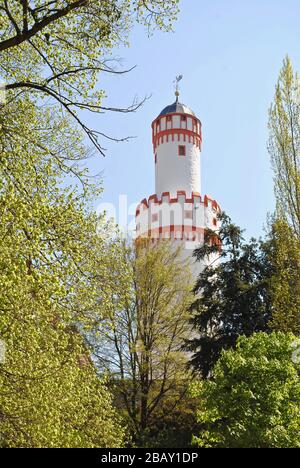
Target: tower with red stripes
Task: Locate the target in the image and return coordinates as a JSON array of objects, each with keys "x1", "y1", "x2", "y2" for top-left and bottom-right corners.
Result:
[{"x1": 136, "y1": 85, "x2": 221, "y2": 275}]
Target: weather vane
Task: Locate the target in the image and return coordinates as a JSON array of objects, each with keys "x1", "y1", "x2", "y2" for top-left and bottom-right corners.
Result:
[{"x1": 174, "y1": 75, "x2": 183, "y2": 101}]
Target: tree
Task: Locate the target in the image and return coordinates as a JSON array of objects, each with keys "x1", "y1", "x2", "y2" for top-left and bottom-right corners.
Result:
[
  {"x1": 0, "y1": 1, "x2": 181, "y2": 447},
  {"x1": 1, "y1": 321, "x2": 125, "y2": 448},
  {"x1": 0, "y1": 0, "x2": 179, "y2": 156},
  {"x1": 268, "y1": 218, "x2": 300, "y2": 335},
  {"x1": 191, "y1": 332, "x2": 300, "y2": 448},
  {"x1": 0, "y1": 97, "x2": 126, "y2": 447},
  {"x1": 267, "y1": 56, "x2": 300, "y2": 335},
  {"x1": 138, "y1": 389, "x2": 200, "y2": 448},
  {"x1": 187, "y1": 213, "x2": 273, "y2": 378},
  {"x1": 268, "y1": 56, "x2": 300, "y2": 238},
  {"x1": 90, "y1": 238, "x2": 194, "y2": 445}
]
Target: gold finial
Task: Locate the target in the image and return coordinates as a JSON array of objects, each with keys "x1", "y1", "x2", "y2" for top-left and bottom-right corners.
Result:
[{"x1": 174, "y1": 74, "x2": 183, "y2": 102}]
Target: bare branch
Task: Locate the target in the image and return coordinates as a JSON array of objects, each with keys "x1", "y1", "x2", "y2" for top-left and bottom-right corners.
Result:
[{"x1": 0, "y1": 0, "x2": 88, "y2": 52}]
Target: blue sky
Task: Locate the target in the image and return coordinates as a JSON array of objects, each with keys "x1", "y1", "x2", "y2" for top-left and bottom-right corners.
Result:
[{"x1": 85, "y1": 0, "x2": 300, "y2": 239}]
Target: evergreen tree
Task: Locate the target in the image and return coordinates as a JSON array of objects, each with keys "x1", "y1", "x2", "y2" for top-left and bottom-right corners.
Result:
[{"x1": 187, "y1": 213, "x2": 273, "y2": 378}]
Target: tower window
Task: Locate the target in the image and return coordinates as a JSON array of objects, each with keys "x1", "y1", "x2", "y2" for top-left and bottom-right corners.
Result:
[
  {"x1": 185, "y1": 210, "x2": 193, "y2": 219},
  {"x1": 181, "y1": 115, "x2": 186, "y2": 122},
  {"x1": 178, "y1": 145, "x2": 186, "y2": 156},
  {"x1": 166, "y1": 115, "x2": 172, "y2": 122},
  {"x1": 155, "y1": 153, "x2": 157, "y2": 164},
  {"x1": 152, "y1": 213, "x2": 158, "y2": 223}
]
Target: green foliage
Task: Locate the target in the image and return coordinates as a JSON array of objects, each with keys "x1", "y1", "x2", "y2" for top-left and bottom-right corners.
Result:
[
  {"x1": 91, "y1": 238, "x2": 194, "y2": 445},
  {"x1": 0, "y1": 0, "x2": 181, "y2": 447},
  {"x1": 0, "y1": 0, "x2": 182, "y2": 448},
  {"x1": 0, "y1": 0, "x2": 179, "y2": 154},
  {"x1": 267, "y1": 56, "x2": 300, "y2": 332},
  {"x1": 191, "y1": 332, "x2": 300, "y2": 448},
  {"x1": 268, "y1": 218, "x2": 300, "y2": 334},
  {"x1": 268, "y1": 56, "x2": 300, "y2": 238},
  {"x1": 187, "y1": 213, "x2": 273, "y2": 377},
  {"x1": 137, "y1": 386, "x2": 200, "y2": 448},
  {"x1": 0, "y1": 97, "x2": 125, "y2": 447}
]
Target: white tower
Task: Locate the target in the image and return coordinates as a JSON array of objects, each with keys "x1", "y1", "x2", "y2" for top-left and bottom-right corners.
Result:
[
  {"x1": 154, "y1": 100, "x2": 201, "y2": 199},
  {"x1": 136, "y1": 81, "x2": 221, "y2": 276}
]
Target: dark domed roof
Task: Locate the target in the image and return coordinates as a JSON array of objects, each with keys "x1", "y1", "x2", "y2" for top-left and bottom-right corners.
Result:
[{"x1": 159, "y1": 100, "x2": 195, "y2": 117}]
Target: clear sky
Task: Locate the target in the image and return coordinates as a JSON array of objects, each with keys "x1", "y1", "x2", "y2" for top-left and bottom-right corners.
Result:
[{"x1": 85, "y1": 0, "x2": 300, "y2": 239}]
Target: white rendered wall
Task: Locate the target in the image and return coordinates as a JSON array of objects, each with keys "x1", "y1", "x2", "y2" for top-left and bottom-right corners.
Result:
[
  {"x1": 136, "y1": 108, "x2": 221, "y2": 279},
  {"x1": 155, "y1": 138, "x2": 201, "y2": 198},
  {"x1": 153, "y1": 113, "x2": 201, "y2": 198},
  {"x1": 136, "y1": 198, "x2": 221, "y2": 279},
  {"x1": 136, "y1": 193, "x2": 220, "y2": 237},
  {"x1": 136, "y1": 194, "x2": 221, "y2": 279}
]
